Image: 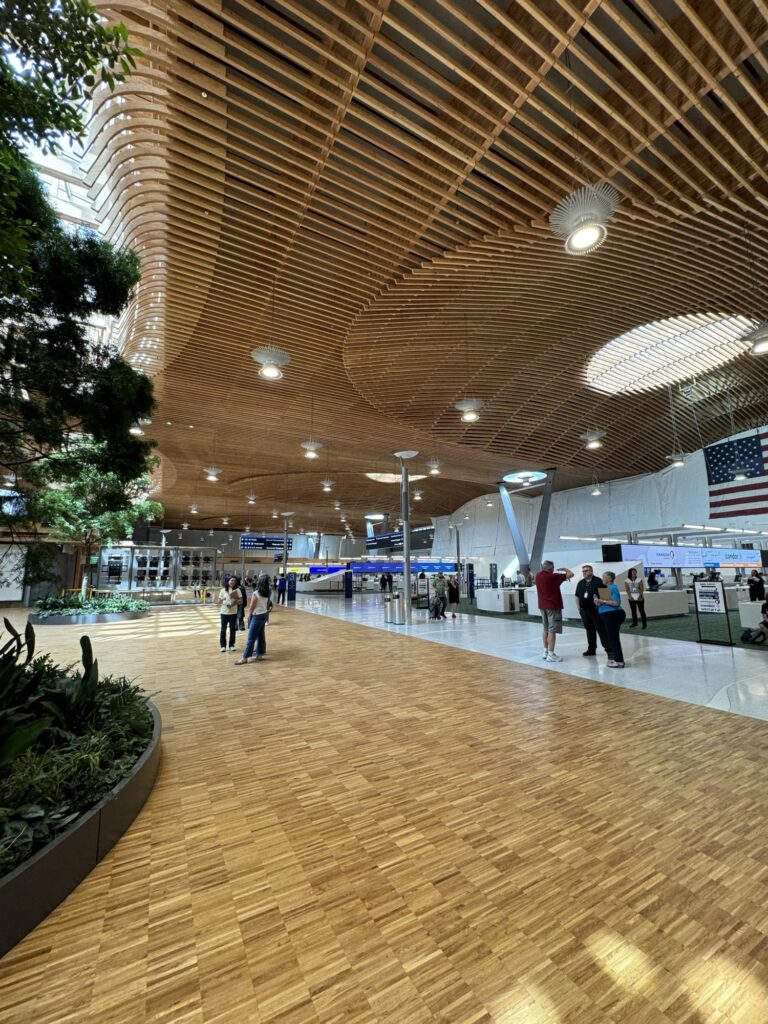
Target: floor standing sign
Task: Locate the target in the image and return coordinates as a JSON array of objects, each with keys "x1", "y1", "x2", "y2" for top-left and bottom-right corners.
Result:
[
  {"x1": 287, "y1": 572, "x2": 297, "y2": 604},
  {"x1": 693, "y1": 580, "x2": 733, "y2": 646},
  {"x1": 344, "y1": 570, "x2": 353, "y2": 600}
]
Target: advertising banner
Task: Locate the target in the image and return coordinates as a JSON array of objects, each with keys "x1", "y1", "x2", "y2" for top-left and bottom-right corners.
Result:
[{"x1": 614, "y1": 543, "x2": 760, "y2": 569}]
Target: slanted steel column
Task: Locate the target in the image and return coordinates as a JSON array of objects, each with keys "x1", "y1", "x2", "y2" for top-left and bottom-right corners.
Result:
[
  {"x1": 498, "y1": 482, "x2": 530, "y2": 574},
  {"x1": 529, "y1": 469, "x2": 556, "y2": 574}
]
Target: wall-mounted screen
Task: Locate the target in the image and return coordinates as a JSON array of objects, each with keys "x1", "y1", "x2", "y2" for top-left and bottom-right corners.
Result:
[{"x1": 601, "y1": 543, "x2": 762, "y2": 569}]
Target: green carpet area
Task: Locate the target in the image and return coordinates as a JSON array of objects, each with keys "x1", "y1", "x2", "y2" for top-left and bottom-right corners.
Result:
[{"x1": 459, "y1": 598, "x2": 767, "y2": 653}]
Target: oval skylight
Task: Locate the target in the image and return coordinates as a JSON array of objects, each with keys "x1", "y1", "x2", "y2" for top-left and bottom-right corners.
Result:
[
  {"x1": 365, "y1": 472, "x2": 427, "y2": 483},
  {"x1": 585, "y1": 313, "x2": 758, "y2": 394}
]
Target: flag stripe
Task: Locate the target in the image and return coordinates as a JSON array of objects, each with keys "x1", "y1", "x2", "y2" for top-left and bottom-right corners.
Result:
[
  {"x1": 709, "y1": 479, "x2": 768, "y2": 497},
  {"x1": 711, "y1": 506, "x2": 768, "y2": 518}
]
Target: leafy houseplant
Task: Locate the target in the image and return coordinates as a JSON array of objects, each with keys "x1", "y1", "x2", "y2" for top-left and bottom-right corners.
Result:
[
  {"x1": 34, "y1": 594, "x2": 151, "y2": 620},
  {"x1": 0, "y1": 619, "x2": 154, "y2": 875}
]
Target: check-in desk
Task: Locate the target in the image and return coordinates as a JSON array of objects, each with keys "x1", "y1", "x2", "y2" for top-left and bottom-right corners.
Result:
[
  {"x1": 738, "y1": 601, "x2": 764, "y2": 628},
  {"x1": 476, "y1": 588, "x2": 519, "y2": 613}
]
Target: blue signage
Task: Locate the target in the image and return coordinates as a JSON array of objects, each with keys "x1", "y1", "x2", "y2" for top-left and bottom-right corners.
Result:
[
  {"x1": 240, "y1": 534, "x2": 293, "y2": 551},
  {"x1": 349, "y1": 560, "x2": 457, "y2": 574},
  {"x1": 308, "y1": 565, "x2": 345, "y2": 575}
]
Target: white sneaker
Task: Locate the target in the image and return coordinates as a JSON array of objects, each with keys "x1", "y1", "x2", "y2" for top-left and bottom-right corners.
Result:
[
  {"x1": 542, "y1": 651, "x2": 549, "y2": 659},
  {"x1": 545, "y1": 653, "x2": 562, "y2": 663},
  {"x1": 220, "y1": 647, "x2": 226, "y2": 652}
]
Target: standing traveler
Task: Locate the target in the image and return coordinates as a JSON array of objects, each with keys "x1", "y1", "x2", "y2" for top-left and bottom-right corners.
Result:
[
  {"x1": 447, "y1": 575, "x2": 460, "y2": 618},
  {"x1": 575, "y1": 564, "x2": 611, "y2": 658},
  {"x1": 748, "y1": 570, "x2": 765, "y2": 602},
  {"x1": 432, "y1": 572, "x2": 447, "y2": 619},
  {"x1": 535, "y1": 561, "x2": 573, "y2": 662},
  {"x1": 646, "y1": 570, "x2": 660, "y2": 592},
  {"x1": 217, "y1": 577, "x2": 241, "y2": 652},
  {"x1": 386, "y1": 572, "x2": 394, "y2": 593},
  {"x1": 380, "y1": 574, "x2": 387, "y2": 591},
  {"x1": 276, "y1": 574, "x2": 287, "y2": 605},
  {"x1": 595, "y1": 571, "x2": 626, "y2": 668},
  {"x1": 624, "y1": 568, "x2": 647, "y2": 628},
  {"x1": 233, "y1": 576, "x2": 248, "y2": 630},
  {"x1": 235, "y1": 574, "x2": 271, "y2": 664}
]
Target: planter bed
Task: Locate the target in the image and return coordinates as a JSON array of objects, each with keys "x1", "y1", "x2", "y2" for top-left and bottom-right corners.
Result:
[
  {"x1": 28, "y1": 610, "x2": 150, "y2": 626},
  {"x1": 0, "y1": 703, "x2": 161, "y2": 959}
]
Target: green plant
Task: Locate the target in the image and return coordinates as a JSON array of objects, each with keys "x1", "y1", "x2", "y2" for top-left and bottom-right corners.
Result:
[
  {"x1": 34, "y1": 595, "x2": 151, "y2": 619},
  {"x1": 0, "y1": 621, "x2": 155, "y2": 875}
]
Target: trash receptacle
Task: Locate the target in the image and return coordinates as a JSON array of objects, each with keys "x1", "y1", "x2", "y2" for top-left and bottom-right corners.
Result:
[
  {"x1": 392, "y1": 592, "x2": 405, "y2": 624},
  {"x1": 384, "y1": 596, "x2": 392, "y2": 623}
]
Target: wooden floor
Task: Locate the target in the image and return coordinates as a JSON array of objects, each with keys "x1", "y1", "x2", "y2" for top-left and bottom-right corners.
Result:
[{"x1": 2, "y1": 606, "x2": 768, "y2": 1023}]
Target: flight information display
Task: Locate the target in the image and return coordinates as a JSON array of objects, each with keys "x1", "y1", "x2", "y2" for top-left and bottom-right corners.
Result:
[{"x1": 605, "y1": 543, "x2": 762, "y2": 569}]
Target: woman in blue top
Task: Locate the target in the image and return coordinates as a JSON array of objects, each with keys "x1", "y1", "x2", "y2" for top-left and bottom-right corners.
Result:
[{"x1": 595, "y1": 570, "x2": 626, "y2": 668}]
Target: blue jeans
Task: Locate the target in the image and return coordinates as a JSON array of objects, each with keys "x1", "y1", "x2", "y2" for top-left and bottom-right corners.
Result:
[
  {"x1": 243, "y1": 612, "x2": 268, "y2": 659},
  {"x1": 220, "y1": 614, "x2": 237, "y2": 649}
]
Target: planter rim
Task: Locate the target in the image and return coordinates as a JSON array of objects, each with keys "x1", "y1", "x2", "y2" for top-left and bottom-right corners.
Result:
[{"x1": 28, "y1": 610, "x2": 149, "y2": 625}]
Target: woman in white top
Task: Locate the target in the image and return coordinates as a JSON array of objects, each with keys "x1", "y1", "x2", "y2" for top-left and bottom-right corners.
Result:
[
  {"x1": 624, "y1": 567, "x2": 647, "y2": 628},
  {"x1": 217, "y1": 577, "x2": 242, "y2": 651},
  {"x1": 235, "y1": 574, "x2": 271, "y2": 664}
]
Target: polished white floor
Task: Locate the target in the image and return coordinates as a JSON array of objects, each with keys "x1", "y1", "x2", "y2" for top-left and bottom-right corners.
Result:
[{"x1": 295, "y1": 592, "x2": 768, "y2": 722}]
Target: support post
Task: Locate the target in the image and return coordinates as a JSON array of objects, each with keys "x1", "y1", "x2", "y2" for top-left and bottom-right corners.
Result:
[
  {"x1": 282, "y1": 517, "x2": 289, "y2": 581},
  {"x1": 529, "y1": 469, "x2": 556, "y2": 574},
  {"x1": 395, "y1": 450, "x2": 419, "y2": 624},
  {"x1": 497, "y1": 482, "x2": 530, "y2": 574}
]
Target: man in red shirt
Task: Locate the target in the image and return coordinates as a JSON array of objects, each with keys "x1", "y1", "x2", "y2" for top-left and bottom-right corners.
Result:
[{"x1": 535, "y1": 560, "x2": 574, "y2": 663}]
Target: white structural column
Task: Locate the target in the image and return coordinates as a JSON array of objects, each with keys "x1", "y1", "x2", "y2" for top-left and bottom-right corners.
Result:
[
  {"x1": 530, "y1": 469, "x2": 556, "y2": 573},
  {"x1": 498, "y1": 482, "x2": 531, "y2": 572},
  {"x1": 395, "y1": 450, "x2": 419, "y2": 624}
]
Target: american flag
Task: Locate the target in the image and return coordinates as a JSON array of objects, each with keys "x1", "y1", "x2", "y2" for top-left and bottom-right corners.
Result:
[{"x1": 705, "y1": 428, "x2": 768, "y2": 519}]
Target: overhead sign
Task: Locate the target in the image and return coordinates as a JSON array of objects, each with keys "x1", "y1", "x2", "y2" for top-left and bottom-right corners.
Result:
[
  {"x1": 308, "y1": 565, "x2": 345, "y2": 575},
  {"x1": 349, "y1": 560, "x2": 456, "y2": 574},
  {"x1": 240, "y1": 534, "x2": 293, "y2": 551},
  {"x1": 694, "y1": 580, "x2": 726, "y2": 614},
  {"x1": 604, "y1": 542, "x2": 761, "y2": 569},
  {"x1": 365, "y1": 527, "x2": 434, "y2": 552}
]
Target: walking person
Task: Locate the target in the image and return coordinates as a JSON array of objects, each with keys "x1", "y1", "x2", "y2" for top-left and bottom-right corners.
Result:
[
  {"x1": 575, "y1": 564, "x2": 612, "y2": 658},
  {"x1": 534, "y1": 561, "x2": 573, "y2": 662},
  {"x1": 235, "y1": 574, "x2": 271, "y2": 664},
  {"x1": 217, "y1": 576, "x2": 241, "y2": 652},
  {"x1": 624, "y1": 568, "x2": 647, "y2": 628},
  {"x1": 595, "y1": 570, "x2": 626, "y2": 668},
  {"x1": 276, "y1": 574, "x2": 287, "y2": 605},
  {"x1": 447, "y1": 574, "x2": 460, "y2": 618},
  {"x1": 432, "y1": 572, "x2": 448, "y2": 619}
]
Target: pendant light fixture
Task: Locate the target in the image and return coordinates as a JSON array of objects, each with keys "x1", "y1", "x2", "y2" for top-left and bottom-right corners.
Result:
[
  {"x1": 741, "y1": 224, "x2": 768, "y2": 356},
  {"x1": 413, "y1": 489, "x2": 423, "y2": 501},
  {"x1": 189, "y1": 503, "x2": 198, "y2": 515},
  {"x1": 251, "y1": 278, "x2": 290, "y2": 378},
  {"x1": 204, "y1": 466, "x2": 221, "y2": 482},
  {"x1": 727, "y1": 395, "x2": 751, "y2": 482},
  {"x1": 246, "y1": 493, "x2": 256, "y2": 505},
  {"x1": 181, "y1": 521, "x2": 189, "y2": 530},
  {"x1": 454, "y1": 318, "x2": 484, "y2": 422},
  {"x1": 549, "y1": 52, "x2": 619, "y2": 255},
  {"x1": 222, "y1": 516, "x2": 230, "y2": 526},
  {"x1": 590, "y1": 473, "x2": 602, "y2": 496},
  {"x1": 300, "y1": 396, "x2": 322, "y2": 459},
  {"x1": 580, "y1": 429, "x2": 606, "y2": 450},
  {"x1": 427, "y1": 458, "x2": 441, "y2": 475},
  {"x1": 321, "y1": 478, "x2": 334, "y2": 492},
  {"x1": 665, "y1": 387, "x2": 687, "y2": 468}
]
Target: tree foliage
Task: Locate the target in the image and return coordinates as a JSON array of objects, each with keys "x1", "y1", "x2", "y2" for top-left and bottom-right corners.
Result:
[
  {"x1": 29, "y1": 442, "x2": 163, "y2": 567},
  {"x1": 1, "y1": 2, "x2": 158, "y2": 564}
]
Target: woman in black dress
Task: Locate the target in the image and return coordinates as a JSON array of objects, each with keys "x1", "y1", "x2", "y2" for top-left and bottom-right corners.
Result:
[{"x1": 447, "y1": 575, "x2": 460, "y2": 619}]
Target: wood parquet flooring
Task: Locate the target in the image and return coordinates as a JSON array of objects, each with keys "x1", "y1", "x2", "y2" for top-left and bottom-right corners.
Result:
[{"x1": 2, "y1": 605, "x2": 768, "y2": 1023}]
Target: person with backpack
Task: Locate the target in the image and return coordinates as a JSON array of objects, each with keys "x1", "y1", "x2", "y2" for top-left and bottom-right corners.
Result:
[{"x1": 235, "y1": 574, "x2": 272, "y2": 664}]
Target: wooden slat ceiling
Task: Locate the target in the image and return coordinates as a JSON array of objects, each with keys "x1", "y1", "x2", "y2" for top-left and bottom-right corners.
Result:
[{"x1": 87, "y1": 0, "x2": 768, "y2": 532}]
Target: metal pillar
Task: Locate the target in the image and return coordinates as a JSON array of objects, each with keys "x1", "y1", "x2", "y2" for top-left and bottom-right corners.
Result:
[
  {"x1": 529, "y1": 469, "x2": 556, "y2": 574},
  {"x1": 282, "y1": 516, "x2": 289, "y2": 580},
  {"x1": 395, "y1": 450, "x2": 418, "y2": 623},
  {"x1": 455, "y1": 524, "x2": 462, "y2": 590},
  {"x1": 497, "y1": 482, "x2": 530, "y2": 573}
]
